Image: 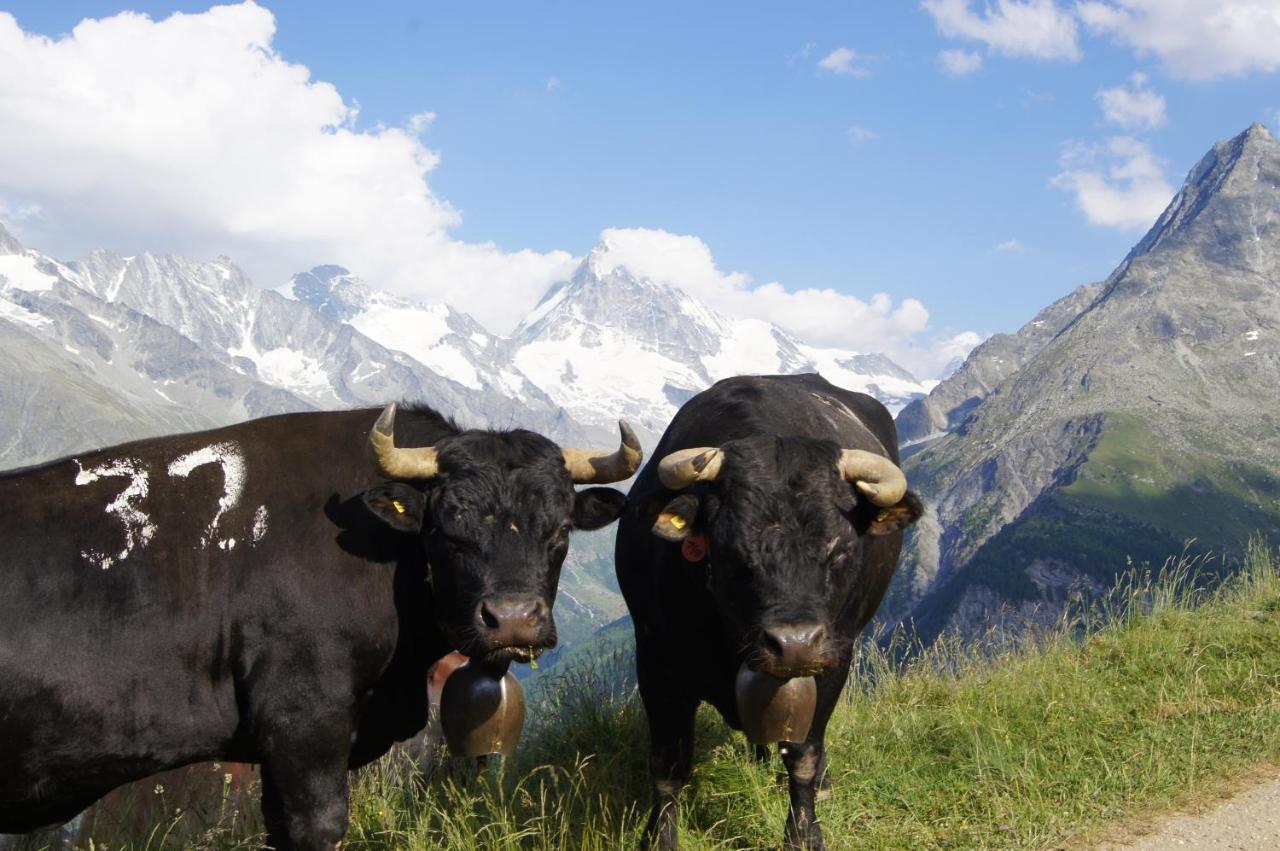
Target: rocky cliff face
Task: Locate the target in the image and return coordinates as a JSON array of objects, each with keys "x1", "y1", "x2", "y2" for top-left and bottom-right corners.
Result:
[{"x1": 891, "y1": 124, "x2": 1280, "y2": 637}]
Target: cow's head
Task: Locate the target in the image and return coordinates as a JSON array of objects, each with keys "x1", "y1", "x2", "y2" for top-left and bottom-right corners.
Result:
[
  {"x1": 650, "y1": 437, "x2": 921, "y2": 679},
  {"x1": 362, "y1": 404, "x2": 638, "y2": 666}
]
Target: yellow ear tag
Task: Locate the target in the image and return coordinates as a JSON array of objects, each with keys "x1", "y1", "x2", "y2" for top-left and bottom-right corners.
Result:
[
  {"x1": 392, "y1": 499, "x2": 406, "y2": 514},
  {"x1": 669, "y1": 515, "x2": 687, "y2": 530}
]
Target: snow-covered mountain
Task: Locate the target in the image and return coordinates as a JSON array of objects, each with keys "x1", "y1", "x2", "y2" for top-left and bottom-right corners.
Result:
[
  {"x1": 506, "y1": 240, "x2": 929, "y2": 440},
  {"x1": 283, "y1": 265, "x2": 548, "y2": 403},
  {"x1": 277, "y1": 247, "x2": 929, "y2": 447},
  {"x1": 0, "y1": 230, "x2": 311, "y2": 466},
  {"x1": 68, "y1": 248, "x2": 584, "y2": 442}
]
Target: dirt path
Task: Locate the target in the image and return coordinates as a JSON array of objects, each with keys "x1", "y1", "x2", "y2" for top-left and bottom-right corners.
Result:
[{"x1": 1098, "y1": 774, "x2": 1280, "y2": 849}]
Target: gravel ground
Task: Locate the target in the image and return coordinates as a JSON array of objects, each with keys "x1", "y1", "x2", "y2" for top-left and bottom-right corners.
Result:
[{"x1": 1098, "y1": 775, "x2": 1280, "y2": 850}]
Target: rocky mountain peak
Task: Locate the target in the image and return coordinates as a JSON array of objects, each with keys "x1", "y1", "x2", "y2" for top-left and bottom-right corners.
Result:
[
  {"x1": 1126, "y1": 121, "x2": 1280, "y2": 265},
  {"x1": 287, "y1": 265, "x2": 371, "y2": 323},
  {"x1": 892, "y1": 124, "x2": 1280, "y2": 639}
]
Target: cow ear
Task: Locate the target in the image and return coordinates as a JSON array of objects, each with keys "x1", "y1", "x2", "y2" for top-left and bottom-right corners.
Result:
[
  {"x1": 363, "y1": 483, "x2": 427, "y2": 533},
  {"x1": 652, "y1": 494, "x2": 699, "y2": 542},
  {"x1": 572, "y1": 487, "x2": 628, "y2": 531},
  {"x1": 866, "y1": 491, "x2": 924, "y2": 536}
]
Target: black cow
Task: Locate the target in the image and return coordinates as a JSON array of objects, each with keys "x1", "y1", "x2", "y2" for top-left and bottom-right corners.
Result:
[
  {"x1": 0, "y1": 403, "x2": 640, "y2": 850},
  {"x1": 615, "y1": 374, "x2": 922, "y2": 850}
]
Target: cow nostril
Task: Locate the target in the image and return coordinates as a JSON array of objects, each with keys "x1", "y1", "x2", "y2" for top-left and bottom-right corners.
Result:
[
  {"x1": 476, "y1": 596, "x2": 548, "y2": 649},
  {"x1": 760, "y1": 622, "x2": 827, "y2": 670},
  {"x1": 802, "y1": 624, "x2": 827, "y2": 649},
  {"x1": 761, "y1": 627, "x2": 786, "y2": 659}
]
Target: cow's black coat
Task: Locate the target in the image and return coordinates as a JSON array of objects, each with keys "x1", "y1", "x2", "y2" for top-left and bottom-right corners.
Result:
[
  {"x1": 0, "y1": 406, "x2": 625, "y2": 849},
  {"x1": 615, "y1": 374, "x2": 921, "y2": 850}
]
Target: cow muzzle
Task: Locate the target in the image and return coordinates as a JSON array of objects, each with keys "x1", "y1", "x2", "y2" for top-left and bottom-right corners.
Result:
[
  {"x1": 751, "y1": 622, "x2": 832, "y2": 679},
  {"x1": 472, "y1": 595, "x2": 555, "y2": 662}
]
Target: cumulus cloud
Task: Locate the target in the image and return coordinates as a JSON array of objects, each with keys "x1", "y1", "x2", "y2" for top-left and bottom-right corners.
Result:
[
  {"x1": 1095, "y1": 72, "x2": 1166, "y2": 129},
  {"x1": 921, "y1": 0, "x2": 1081, "y2": 61},
  {"x1": 1050, "y1": 136, "x2": 1173, "y2": 229},
  {"x1": 0, "y1": 3, "x2": 575, "y2": 334},
  {"x1": 817, "y1": 46, "x2": 871, "y2": 77},
  {"x1": 938, "y1": 48, "x2": 984, "y2": 76},
  {"x1": 591, "y1": 227, "x2": 974, "y2": 379},
  {"x1": 1077, "y1": 0, "x2": 1280, "y2": 80}
]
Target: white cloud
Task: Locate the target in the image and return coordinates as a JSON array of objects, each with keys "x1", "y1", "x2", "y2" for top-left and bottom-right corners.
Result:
[
  {"x1": 1095, "y1": 72, "x2": 1166, "y2": 129},
  {"x1": 845, "y1": 125, "x2": 879, "y2": 143},
  {"x1": 0, "y1": 4, "x2": 575, "y2": 334},
  {"x1": 921, "y1": 0, "x2": 1081, "y2": 61},
  {"x1": 545, "y1": 76, "x2": 561, "y2": 91},
  {"x1": 592, "y1": 227, "x2": 972, "y2": 379},
  {"x1": 995, "y1": 238, "x2": 1025, "y2": 253},
  {"x1": 1051, "y1": 136, "x2": 1174, "y2": 229},
  {"x1": 817, "y1": 46, "x2": 871, "y2": 78},
  {"x1": 938, "y1": 48, "x2": 984, "y2": 76},
  {"x1": 1077, "y1": 0, "x2": 1280, "y2": 80},
  {"x1": 407, "y1": 111, "x2": 436, "y2": 134}
]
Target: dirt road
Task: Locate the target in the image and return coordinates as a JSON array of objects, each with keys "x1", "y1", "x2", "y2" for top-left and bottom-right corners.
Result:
[{"x1": 1100, "y1": 774, "x2": 1280, "y2": 849}]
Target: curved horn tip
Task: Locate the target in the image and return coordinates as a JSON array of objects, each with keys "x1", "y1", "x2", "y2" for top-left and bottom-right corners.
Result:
[
  {"x1": 856, "y1": 479, "x2": 906, "y2": 507},
  {"x1": 617, "y1": 420, "x2": 640, "y2": 452},
  {"x1": 374, "y1": 402, "x2": 397, "y2": 434}
]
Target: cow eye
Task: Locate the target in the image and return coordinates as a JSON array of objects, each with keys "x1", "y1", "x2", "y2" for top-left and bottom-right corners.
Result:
[{"x1": 549, "y1": 521, "x2": 572, "y2": 546}]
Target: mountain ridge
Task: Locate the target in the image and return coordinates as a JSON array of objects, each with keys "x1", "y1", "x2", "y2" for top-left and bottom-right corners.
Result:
[{"x1": 890, "y1": 123, "x2": 1280, "y2": 636}]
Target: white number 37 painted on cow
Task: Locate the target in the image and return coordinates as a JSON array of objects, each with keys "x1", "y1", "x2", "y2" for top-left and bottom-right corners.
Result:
[{"x1": 73, "y1": 440, "x2": 269, "y2": 570}]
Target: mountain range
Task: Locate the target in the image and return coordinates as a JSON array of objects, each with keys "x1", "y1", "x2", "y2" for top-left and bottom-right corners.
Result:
[
  {"x1": 888, "y1": 123, "x2": 1280, "y2": 639},
  {"x1": 0, "y1": 220, "x2": 929, "y2": 651}
]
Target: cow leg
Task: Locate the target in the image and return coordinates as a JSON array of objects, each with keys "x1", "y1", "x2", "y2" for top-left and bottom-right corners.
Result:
[
  {"x1": 780, "y1": 655, "x2": 851, "y2": 850},
  {"x1": 780, "y1": 740, "x2": 825, "y2": 850},
  {"x1": 638, "y1": 685, "x2": 696, "y2": 850},
  {"x1": 259, "y1": 738, "x2": 350, "y2": 851}
]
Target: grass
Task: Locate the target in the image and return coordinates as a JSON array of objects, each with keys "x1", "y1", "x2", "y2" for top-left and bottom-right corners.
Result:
[{"x1": 57, "y1": 542, "x2": 1280, "y2": 850}]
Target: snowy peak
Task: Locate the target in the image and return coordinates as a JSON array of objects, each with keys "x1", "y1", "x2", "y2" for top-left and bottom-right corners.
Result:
[
  {"x1": 286, "y1": 264, "x2": 370, "y2": 323},
  {"x1": 74, "y1": 250, "x2": 260, "y2": 351},
  {"x1": 515, "y1": 250, "x2": 727, "y2": 364},
  {"x1": 284, "y1": 264, "x2": 536, "y2": 396},
  {"x1": 509, "y1": 240, "x2": 928, "y2": 439}
]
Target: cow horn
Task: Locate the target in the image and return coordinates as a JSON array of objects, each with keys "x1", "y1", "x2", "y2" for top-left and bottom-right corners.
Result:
[
  {"x1": 657, "y1": 447, "x2": 724, "y2": 490},
  {"x1": 368, "y1": 403, "x2": 440, "y2": 480},
  {"x1": 838, "y1": 449, "x2": 907, "y2": 507},
  {"x1": 561, "y1": 420, "x2": 644, "y2": 484}
]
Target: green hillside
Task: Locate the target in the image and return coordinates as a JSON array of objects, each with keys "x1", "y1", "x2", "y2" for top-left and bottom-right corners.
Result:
[{"x1": 76, "y1": 543, "x2": 1280, "y2": 850}]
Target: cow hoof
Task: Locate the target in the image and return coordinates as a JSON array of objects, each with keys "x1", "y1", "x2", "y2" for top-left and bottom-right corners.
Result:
[
  {"x1": 641, "y1": 802, "x2": 679, "y2": 850},
  {"x1": 783, "y1": 820, "x2": 825, "y2": 851}
]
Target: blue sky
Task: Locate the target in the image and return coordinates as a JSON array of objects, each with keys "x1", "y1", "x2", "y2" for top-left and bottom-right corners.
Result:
[{"x1": 1, "y1": 1, "x2": 1278, "y2": 376}]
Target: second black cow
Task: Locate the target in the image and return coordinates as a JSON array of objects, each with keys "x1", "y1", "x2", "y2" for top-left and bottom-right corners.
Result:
[{"x1": 616, "y1": 374, "x2": 922, "y2": 850}]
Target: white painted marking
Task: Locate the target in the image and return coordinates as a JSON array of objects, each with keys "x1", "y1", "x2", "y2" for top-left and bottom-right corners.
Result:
[
  {"x1": 251, "y1": 505, "x2": 269, "y2": 543},
  {"x1": 167, "y1": 442, "x2": 246, "y2": 549},
  {"x1": 74, "y1": 458, "x2": 156, "y2": 570}
]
